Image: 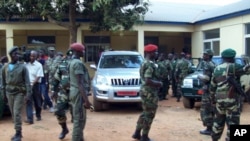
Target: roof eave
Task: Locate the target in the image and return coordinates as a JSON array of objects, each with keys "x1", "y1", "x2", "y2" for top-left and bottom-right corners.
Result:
[{"x1": 194, "y1": 9, "x2": 250, "y2": 25}]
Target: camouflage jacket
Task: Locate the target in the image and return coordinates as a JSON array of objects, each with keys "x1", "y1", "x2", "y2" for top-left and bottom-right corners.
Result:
[
  {"x1": 200, "y1": 60, "x2": 216, "y2": 84},
  {"x1": 175, "y1": 58, "x2": 189, "y2": 80},
  {"x1": 45, "y1": 56, "x2": 62, "y2": 84},
  {"x1": 155, "y1": 59, "x2": 173, "y2": 80},
  {"x1": 210, "y1": 62, "x2": 247, "y2": 100},
  {"x1": 140, "y1": 59, "x2": 159, "y2": 94}
]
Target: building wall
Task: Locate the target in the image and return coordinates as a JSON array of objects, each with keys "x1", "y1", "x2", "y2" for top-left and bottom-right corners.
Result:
[{"x1": 192, "y1": 14, "x2": 250, "y2": 58}]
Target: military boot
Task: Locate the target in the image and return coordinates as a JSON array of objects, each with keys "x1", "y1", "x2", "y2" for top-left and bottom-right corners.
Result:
[
  {"x1": 59, "y1": 123, "x2": 69, "y2": 139},
  {"x1": 132, "y1": 129, "x2": 141, "y2": 140},
  {"x1": 200, "y1": 126, "x2": 212, "y2": 135},
  {"x1": 140, "y1": 134, "x2": 152, "y2": 141},
  {"x1": 11, "y1": 131, "x2": 22, "y2": 141}
]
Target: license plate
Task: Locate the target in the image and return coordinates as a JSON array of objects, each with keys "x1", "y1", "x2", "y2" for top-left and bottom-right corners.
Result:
[{"x1": 117, "y1": 91, "x2": 137, "y2": 96}]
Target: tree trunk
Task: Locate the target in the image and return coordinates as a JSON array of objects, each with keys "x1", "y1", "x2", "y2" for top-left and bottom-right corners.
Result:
[{"x1": 69, "y1": 0, "x2": 78, "y2": 44}]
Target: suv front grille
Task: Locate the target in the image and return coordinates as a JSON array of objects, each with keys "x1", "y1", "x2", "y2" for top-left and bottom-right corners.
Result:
[{"x1": 111, "y1": 78, "x2": 140, "y2": 86}]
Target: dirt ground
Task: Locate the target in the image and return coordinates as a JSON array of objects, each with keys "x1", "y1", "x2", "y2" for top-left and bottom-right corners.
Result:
[{"x1": 0, "y1": 94, "x2": 250, "y2": 141}]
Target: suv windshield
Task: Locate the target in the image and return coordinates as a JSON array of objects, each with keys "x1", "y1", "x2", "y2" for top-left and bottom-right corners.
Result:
[{"x1": 99, "y1": 55, "x2": 143, "y2": 68}]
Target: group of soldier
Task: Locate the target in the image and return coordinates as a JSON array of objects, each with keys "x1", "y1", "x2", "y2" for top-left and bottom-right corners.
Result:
[
  {"x1": 132, "y1": 44, "x2": 250, "y2": 141},
  {"x1": 1, "y1": 42, "x2": 250, "y2": 141},
  {"x1": 1, "y1": 43, "x2": 92, "y2": 141}
]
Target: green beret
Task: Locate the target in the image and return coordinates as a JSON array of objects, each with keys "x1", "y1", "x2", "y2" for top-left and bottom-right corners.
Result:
[
  {"x1": 203, "y1": 49, "x2": 213, "y2": 56},
  {"x1": 48, "y1": 46, "x2": 55, "y2": 51},
  {"x1": 8, "y1": 46, "x2": 19, "y2": 55},
  {"x1": 221, "y1": 48, "x2": 236, "y2": 58}
]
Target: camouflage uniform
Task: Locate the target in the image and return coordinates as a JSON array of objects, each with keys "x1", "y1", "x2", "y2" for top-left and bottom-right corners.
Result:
[
  {"x1": 135, "y1": 59, "x2": 160, "y2": 135},
  {"x1": 69, "y1": 58, "x2": 90, "y2": 141},
  {"x1": 52, "y1": 55, "x2": 72, "y2": 139},
  {"x1": 198, "y1": 51, "x2": 216, "y2": 135},
  {"x1": 171, "y1": 57, "x2": 178, "y2": 97},
  {"x1": 45, "y1": 55, "x2": 62, "y2": 102},
  {"x1": 210, "y1": 48, "x2": 249, "y2": 141},
  {"x1": 156, "y1": 59, "x2": 172, "y2": 100},
  {"x1": 175, "y1": 56, "x2": 189, "y2": 101}
]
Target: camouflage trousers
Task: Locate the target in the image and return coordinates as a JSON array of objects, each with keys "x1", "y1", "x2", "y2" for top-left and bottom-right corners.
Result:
[
  {"x1": 136, "y1": 90, "x2": 158, "y2": 135},
  {"x1": 54, "y1": 89, "x2": 72, "y2": 124},
  {"x1": 176, "y1": 78, "x2": 184, "y2": 100},
  {"x1": 211, "y1": 98, "x2": 240, "y2": 141},
  {"x1": 158, "y1": 78, "x2": 169, "y2": 100},
  {"x1": 200, "y1": 89, "x2": 214, "y2": 127}
]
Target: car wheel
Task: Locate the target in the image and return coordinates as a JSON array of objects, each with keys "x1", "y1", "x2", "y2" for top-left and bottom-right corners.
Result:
[
  {"x1": 182, "y1": 97, "x2": 195, "y2": 109},
  {"x1": 93, "y1": 97, "x2": 103, "y2": 111}
]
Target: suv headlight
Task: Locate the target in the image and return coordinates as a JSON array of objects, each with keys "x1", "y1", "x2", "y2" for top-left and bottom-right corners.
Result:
[
  {"x1": 96, "y1": 74, "x2": 109, "y2": 85},
  {"x1": 182, "y1": 78, "x2": 193, "y2": 88}
]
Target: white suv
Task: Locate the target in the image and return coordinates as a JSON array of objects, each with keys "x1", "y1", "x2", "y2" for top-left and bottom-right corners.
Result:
[{"x1": 90, "y1": 51, "x2": 144, "y2": 111}]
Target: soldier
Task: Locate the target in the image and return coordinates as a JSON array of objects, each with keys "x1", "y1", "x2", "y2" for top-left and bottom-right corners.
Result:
[
  {"x1": 210, "y1": 48, "x2": 250, "y2": 141},
  {"x1": 132, "y1": 44, "x2": 163, "y2": 141},
  {"x1": 175, "y1": 52, "x2": 189, "y2": 102},
  {"x1": 69, "y1": 43, "x2": 92, "y2": 141},
  {"x1": 198, "y1": 49, "x2": 216, "y2": 135},
  {"x1": 156, "y1": 53, "x2": 172, "y2": 100},
  {"x1": 52, "y1": 49, "x2": 72, "y2": 139},
  {"x1": 1, "y1": 46, "x2": 31, "y2": 141},
  {"x1": 170, "y1": 53, "x2": 178, "y2": 97}
]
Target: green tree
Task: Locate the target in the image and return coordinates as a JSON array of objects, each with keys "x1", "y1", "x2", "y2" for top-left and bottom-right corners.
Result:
[{"x1": 0, "y1": 0, "x2": 149, "y2": 44}]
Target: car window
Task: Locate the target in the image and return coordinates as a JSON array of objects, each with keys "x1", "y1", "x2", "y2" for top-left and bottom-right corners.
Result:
[{"x1": 99, "y1": 55, "x2": 143, "y2": 68}]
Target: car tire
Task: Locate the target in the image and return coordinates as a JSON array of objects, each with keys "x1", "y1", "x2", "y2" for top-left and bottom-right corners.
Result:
[
  {"x1": 182, "y1": 97, "x2": 195, "y2": 109},
  {"x1": 93, "y1": 97, "x2": 103, "y2": 111}
]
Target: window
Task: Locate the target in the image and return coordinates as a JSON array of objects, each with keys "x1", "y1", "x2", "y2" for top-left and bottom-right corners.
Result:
[
  {"x1": 203, "y1": 29, "x2": 220, "y2": 56},
  {"x1": 245, "y1": 23, "x2": 250, "y2": 56},
  {"x1": 84, "y1": 36, "x2": 110, "y2": 63},
  {"x1": 27, "y1": 36, "x2": 55, "y2": 52}
]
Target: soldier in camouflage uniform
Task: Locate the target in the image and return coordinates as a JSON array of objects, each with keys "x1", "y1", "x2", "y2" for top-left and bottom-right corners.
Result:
[
  {"x1": 1, "y1": 47, "x2": 31, "y2": 141},
  {"x1": 156, "y1": 53, "x2": 172, "y2": 100},
  {"x1": 169, "y1": 53, "x2": 178, "y2": 97},
  {"x1": 175, "y1": 52, "x2": 189, "y2": 102},
  {"x1": 45, "y1": 46, "x2": 62, "y2": 104},
  {"x1": 198, "y1": 49, "x2": 216, "y2": 135},
  {"x1": 69, "y1": 43, "x2": 92, "y2": 141},
  {"x1": 52, "y1": 49, "x2": 72, "y2": 139},
  {"x1": 210, "y1": 48, "x2": 250, "y2": 141},
  {"x1": 132, "y1": 44, "x2": 163, "y2": 141}
]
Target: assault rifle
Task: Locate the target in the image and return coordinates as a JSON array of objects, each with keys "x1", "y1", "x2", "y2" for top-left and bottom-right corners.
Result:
[{"x1": 219, "y1": 76, "x2": 249, "y2": 101}]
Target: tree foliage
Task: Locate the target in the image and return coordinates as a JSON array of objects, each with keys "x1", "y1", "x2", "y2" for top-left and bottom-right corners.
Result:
[{"x1": 0, "y1": 0, "x2": 149, "y2": 43}]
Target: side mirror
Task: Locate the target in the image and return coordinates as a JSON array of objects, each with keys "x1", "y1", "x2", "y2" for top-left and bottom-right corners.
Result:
[{"x1": 90, "y1": 64, "x2": 97, "y2": 70}]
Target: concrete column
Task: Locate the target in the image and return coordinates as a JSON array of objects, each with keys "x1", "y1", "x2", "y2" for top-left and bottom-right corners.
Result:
[
  {"x1": 77, "y1": 29, "x2": 82, "y2": 43},
  {"x1": 137, "y1": 29, "x2": 144, "y2": 57},
  {"x1": 6, "y1": 28, "x2": 14, "y2": 55}
]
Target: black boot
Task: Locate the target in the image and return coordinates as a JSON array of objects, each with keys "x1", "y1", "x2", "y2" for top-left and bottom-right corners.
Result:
[
  {"x1": 140, "y1": 134, "x2": 152, "y2": 141},
  {"x1": 200, "y1": 126, "x2": 212, "y2": 135},
  {"x1": 59, "y1": 123, "x2": 69, "y2": 139},
  {"x1": 11, "y1": 131, "x2": 22, "y2": 141},
  {"x1": 132, "y1": 129, "x2": 141, "y2": 140}
]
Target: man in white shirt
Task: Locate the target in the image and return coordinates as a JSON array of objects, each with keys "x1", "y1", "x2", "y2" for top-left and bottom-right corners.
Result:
[{"x1": 25, "y1": 50, "x2": 44, "y2": 124}]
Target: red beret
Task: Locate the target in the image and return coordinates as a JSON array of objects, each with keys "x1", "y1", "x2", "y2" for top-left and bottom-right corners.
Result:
[
  {"x1": 70, "y1": 43, "x2": 85, "y2": 52},
  {"x1": 144, "y1": 44, "x2": 158, "y2": 52}
]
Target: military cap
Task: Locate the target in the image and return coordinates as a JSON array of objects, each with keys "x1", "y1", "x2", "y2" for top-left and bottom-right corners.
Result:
[
  {"x1": 203, "y1": 49, "x2": 214, "y2": 56},
  {"x1": 221, "y1": 48, "x2": 236, "y2": 58},
  {"x1": 144, "y1": 44, "x2": 158, "y2": 52},
  {"x1": 70, "y1": 43, "x2": 85, "y2": 52},
  {"x1": 8, "y1": 46, "x2": 19, "y2": 55},
  {"x1": 48, "y1": 46, "x2": 55, "y2": 51}
]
